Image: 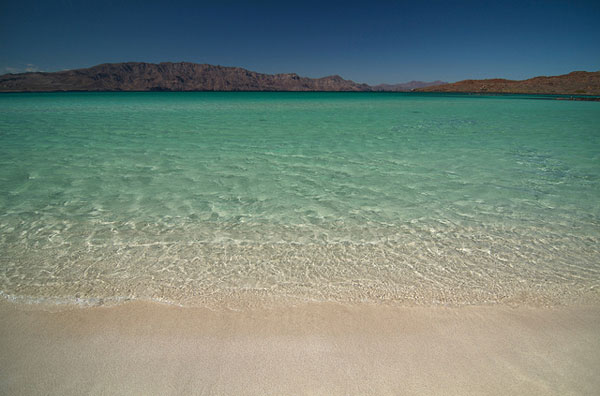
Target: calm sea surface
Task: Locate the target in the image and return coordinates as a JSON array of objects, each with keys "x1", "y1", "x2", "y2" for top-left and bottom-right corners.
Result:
[{"x1": 1, "y1": 92, "x2": 599, "y2": 307}]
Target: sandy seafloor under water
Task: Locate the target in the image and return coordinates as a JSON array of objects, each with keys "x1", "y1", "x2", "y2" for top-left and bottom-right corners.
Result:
[{"x1": 0, "y1": 92, "x2": 599, "y2": 394}]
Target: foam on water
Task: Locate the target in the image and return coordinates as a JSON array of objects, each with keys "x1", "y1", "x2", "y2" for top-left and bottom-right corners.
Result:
[{"x1": 1, "y1": 92, "x2": 599, "y2": 308}]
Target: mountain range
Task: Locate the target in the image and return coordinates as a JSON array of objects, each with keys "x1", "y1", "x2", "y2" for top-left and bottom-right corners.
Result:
[
  {"x1": 0, "y1": 62, "x2": 370, "y2": 92},
  {"x1": 0, "y1": 62, "x2": 599, "y2": 95}
]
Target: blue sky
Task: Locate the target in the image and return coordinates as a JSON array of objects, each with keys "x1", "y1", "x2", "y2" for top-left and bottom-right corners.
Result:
[{"x1": 1, "y1": 0, "x2": 599, "y2": 84}]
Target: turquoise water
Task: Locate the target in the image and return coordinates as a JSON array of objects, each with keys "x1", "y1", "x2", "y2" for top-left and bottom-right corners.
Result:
[{"x1": 1, "y1": 92, "x2": 599, "y2": 307}]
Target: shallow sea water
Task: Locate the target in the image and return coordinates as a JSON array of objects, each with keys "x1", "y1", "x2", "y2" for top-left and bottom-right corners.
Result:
[{"x1": 0, "y1": 92, "x2": 599, "y2": 307}]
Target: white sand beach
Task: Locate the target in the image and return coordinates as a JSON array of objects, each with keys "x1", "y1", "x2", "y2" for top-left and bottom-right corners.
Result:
[{"x1": 1, "y1": 300, "x2": 599, "y2": 395}]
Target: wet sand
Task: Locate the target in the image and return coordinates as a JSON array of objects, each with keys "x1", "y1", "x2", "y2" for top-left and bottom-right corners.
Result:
[{"x1": 1, "y1": 300, "x2": 599, "y2": 395}]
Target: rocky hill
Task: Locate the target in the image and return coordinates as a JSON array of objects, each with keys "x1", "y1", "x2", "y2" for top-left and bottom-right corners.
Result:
[
  {"x1": 0, "y1": 62, "x2": 371, "y2": 92},
  {"x1": 416, "y1": 71, "x2": 600, "y2": 95}
]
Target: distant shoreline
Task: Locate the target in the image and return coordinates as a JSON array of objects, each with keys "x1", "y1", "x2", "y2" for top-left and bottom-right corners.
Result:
[
  {"x1": 1, "y1": 62, "x2": 598, "y2": 95},
  {"x1": 1, "y1": 90, "x2": 599, "y2": 100}
]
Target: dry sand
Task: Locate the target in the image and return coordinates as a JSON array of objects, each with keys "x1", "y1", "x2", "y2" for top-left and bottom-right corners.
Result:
[{"x1": 1, "y1": 300, "x2": 599, "y2": 395}]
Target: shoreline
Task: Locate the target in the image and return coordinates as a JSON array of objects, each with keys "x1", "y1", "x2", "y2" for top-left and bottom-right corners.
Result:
[
  {"x1": 1, "y1": 299, "x2": 599, "y2": 395},
  {"x1": 1, "y1": 91, "x2": 599, "y2": 100},
  {"x1": 2, "y1": 285, "x2": 599, "y2": 312}
]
